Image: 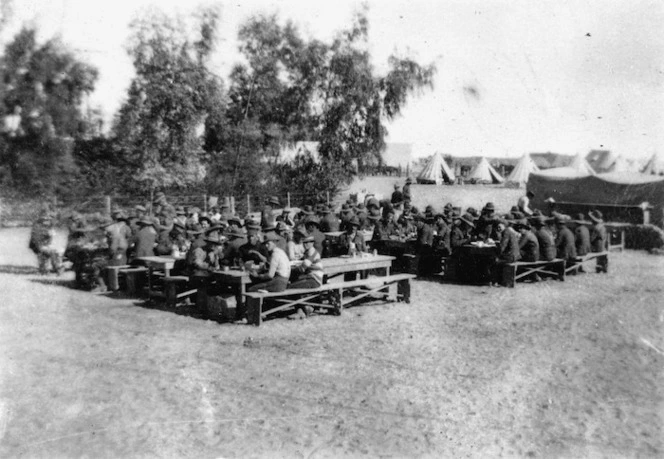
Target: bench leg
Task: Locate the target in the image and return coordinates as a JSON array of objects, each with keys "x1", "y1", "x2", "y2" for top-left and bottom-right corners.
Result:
[
  {"x1": 398, "y1": 279, "x2": 411, "y2": 303},
  {"x1": 165, "y1": 282, "x2": 179, "y2": 308},
  {"x1": 247, "y1": 297, "x2": 263, "y2": 326},
  {"x1": 597, "y1": 254, "x2": 608, "y2": 273},
  {"x1": 502, "y1": 265, "x2": 516, "y2": 288}
]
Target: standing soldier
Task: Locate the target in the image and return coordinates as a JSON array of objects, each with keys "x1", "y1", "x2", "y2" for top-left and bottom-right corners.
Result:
[
  {"x1": 403, "y1": 177, "x2": 413, "y2": 203},
  {"x1": 30, "y1": 212, "x2": 63, "y2": 275},
  {"x1": 131, "y1": 217, "x2": 157, "y2": 259},
  {"x1": 391, "y1": 184, "x2": 404, "y2": 211},
  {"x1": 106, "y1": 210, "x2": 132, "y2": 266}
]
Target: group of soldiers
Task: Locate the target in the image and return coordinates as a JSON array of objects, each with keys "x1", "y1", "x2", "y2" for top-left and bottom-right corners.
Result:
[{"x1": 31, "y1": 187, "x2": 609, "y2": 306}]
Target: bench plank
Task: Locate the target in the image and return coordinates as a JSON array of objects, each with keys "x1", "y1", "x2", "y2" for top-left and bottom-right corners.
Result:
[
  {"x1": 244, "y1": 273, "x2": 415, "y2": 326},
  {"x1": 502, "y1": 259, "x2": 565, "y2": 288}
]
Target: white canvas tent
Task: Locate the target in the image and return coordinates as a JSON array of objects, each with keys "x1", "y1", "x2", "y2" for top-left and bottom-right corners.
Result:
[
  {"x1": 506, "y1": 153, "x2": 539, "y2": 186},
  {"x1": 608, "y1": 155, "x2": 636, "y2": 173},
  {"x1": 569, "y1": 152, "x2": 596, "y2": 175},
  {"x1": 467, "y1": 157, "x2": 504, "y2": 184},
  {"x1": 641, "y1": 153, "x2": 664, "y2": 175},
  {"x1": 416, "y1": 152, "x2": 455, "y2": 184}
]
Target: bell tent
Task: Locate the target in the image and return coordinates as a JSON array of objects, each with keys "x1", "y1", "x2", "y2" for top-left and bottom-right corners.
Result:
[
  {"x1": 641, "y1": 153, "x2": 664, "y2": 176},
  {"x1": 467, "y1": 157, "x2": 504, "y2": 184},
  {"x1": 416, "y1": 152, "x2": 455, "y2": 184},
  {"x1": 506, "y1": 154, "x2": 539, "y2": 186}
]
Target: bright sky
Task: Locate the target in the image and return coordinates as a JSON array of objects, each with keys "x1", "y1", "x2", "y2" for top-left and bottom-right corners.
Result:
[{"x1": 2, "y1": 0, "x2": 663, "y2": 159}]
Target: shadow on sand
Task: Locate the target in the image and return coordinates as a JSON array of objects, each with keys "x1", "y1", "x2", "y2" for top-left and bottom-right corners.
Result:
[{"x1": 0, "y1": 264, "x2": 40, "y2": 275}]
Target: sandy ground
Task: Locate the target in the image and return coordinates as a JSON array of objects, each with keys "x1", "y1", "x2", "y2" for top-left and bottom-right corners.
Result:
[{"x1": 0, "y1": 227, "x2": 663, "y2": 458}]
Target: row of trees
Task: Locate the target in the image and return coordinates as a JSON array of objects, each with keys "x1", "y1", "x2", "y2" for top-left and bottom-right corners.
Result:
[{"x1": 0, "y1": 5, "x2": 435, "y2": 207}]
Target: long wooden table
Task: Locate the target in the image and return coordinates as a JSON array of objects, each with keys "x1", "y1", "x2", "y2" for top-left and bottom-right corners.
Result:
[
  {"x1": 206, "y1": 253, "x2": 396, "y2": 319},
  {"x1": 136, "y1": 255, "x2": 184, "y2": 298}
]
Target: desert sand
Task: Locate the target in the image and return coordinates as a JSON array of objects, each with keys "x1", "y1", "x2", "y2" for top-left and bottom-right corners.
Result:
[{"x1": 0, "y1": 226, "x2": 662, "y2": 458}]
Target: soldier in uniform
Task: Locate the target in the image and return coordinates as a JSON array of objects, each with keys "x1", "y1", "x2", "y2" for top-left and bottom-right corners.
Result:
[
  {"x1": 338, "y1": 216, "x2": 367, "y2": 255},
  {"x1": 573, "y1": 213, "x2": 591, "y2": 256},
  {"x1": 131, "y1": 217, "x2": 157, "y2": 259},
  {"x1": 29, "y1": 212, "x2": 63, "y2": 275},
  {"x1": 554, "y1": 214, "x2": 577, "y2": 267},
  {"x1": 304, "y1": 216, "x2": 326, "y2": 257},
  {"x1": 589, "y1": 210, "x2": 608, "y2": 272},
  {"x1": 403, "y1": 177, "x2": 413, "y2": 202},
  {"x1": 517, "y1": 220, "x2": 539, "y2": 262},
  {"x1": 531, "y1": 215, "x2": 556, "y2": 261}
]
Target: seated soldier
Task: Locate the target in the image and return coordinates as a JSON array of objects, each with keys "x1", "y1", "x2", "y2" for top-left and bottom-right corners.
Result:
[
  {"x1": 289, "y1": 235, "x2": 324, "y2": 292},
  {"x1": 516, "y1": 220, "x2": 540, "y2": 262}
]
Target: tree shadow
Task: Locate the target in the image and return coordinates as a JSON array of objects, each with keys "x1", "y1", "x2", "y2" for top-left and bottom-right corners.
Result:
[{"x1": 0, "y1": 264, "x2": 40, "y2": 275}]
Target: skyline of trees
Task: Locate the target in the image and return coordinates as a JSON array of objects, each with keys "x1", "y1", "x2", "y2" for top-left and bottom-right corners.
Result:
[{"x1": 0, "y1": 5, "x2": 435, "y2": 204}]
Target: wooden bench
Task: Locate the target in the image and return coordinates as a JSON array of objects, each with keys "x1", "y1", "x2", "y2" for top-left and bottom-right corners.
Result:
[
  {"x1": 565, "y1": 251, "x2": 609, "y2": 275},
  {"x1": 118, "y1": 266, "x2": 148, "y2": 295},
  {"x1": 163, "y1": 276, "x2": 198, "y2": 308},
  {"x1": 244, "y1": 273, "x2": 416, "y2": 326},
  {"x1": 502, "y1": 259, "x2": 566, "y2": 288}
]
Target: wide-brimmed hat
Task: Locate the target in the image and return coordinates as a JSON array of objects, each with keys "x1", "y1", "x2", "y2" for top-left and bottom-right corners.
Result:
[
  {"x1": 553, "y1": 212, "x2": 571, "y2": 224},
  {"x1": 267, "y1": 196, "x2": 280, "y2": 207},
  {"x1": 406, "y1": 177, "x2": 413, "y2": 184},
  {"x1": 205, "y1": 233, "x2": 226, "y2": 244},
  {"x1": 367, "y1": 210, "x2": 382, "y2": 221},
  {"x1": 263, "y1": 232, "x2": 281, "y2": 243},
  {"x1": 530, "y1": 215, "x2": 549, "y2": 227},
  {"x1": 459, "y1": 213, "x2": 475, "y2": 227},
  {"x1": 347, "y1": 216, "x2": 361, "y2": 228},
  {"x1": 305, "y1": 216, "x2": 320, "y2": 226},
  {"x1": 573, "y1": 213, "x2": 591, "y2": 225},
  {"x1": 302, "y1": 235, "x2": 315, "y2": 243},
  {"x1": 227, "y1": 215, "x2": 242, "y2": 226},
  {"x1": 483, "y1": 202, "x2": 496, "y2": 212},
  {"x1": 301, "y1": 205, "x2": 314, "y2": 215},
  {"x1": 245, "y1": 223, "x2": 261, "y2": 235},
  {"x1": 226, "y1": 227, "x2": 245, "y2": 239},
  {"x1": 175, "y1": 206, "x2": 186, "y2": 215},
  {"x1": 588, "y1": 210, "x2": 604, "y2": 223},
  {"x1": 514, "y1": 218, "x2": 531, "y2": 230},
  {"x1": 138, "y1": 216, "x2": 155, "y2": 227},
  {"x1": 187, "y1": 224, "x2": 204, "y2": 236},
  {"x1": 99, "y1": 216, "x2": 114, "y2": 227}
]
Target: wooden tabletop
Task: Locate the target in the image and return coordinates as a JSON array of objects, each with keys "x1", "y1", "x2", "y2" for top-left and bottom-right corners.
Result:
[
  {"x1": 137, "y1": 256, "x2": 183, "y2": 269},
  {"x1": 322, "y1": 254, "x2": 395, "y2": 276}
]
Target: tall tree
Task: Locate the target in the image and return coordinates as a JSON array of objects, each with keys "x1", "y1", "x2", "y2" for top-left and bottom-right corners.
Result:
[
  {"x1": 113, "y1": 6, "x2": 224, "y2": 194},
  {"x1": 0, "y1": 27, "x2": 98, "y2": 195},
  {"x1": 209, "y1": 6, "x2": 435, "y2": 202}
]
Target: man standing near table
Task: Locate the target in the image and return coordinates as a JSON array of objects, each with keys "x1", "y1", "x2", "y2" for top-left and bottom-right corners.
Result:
[
  {"x1": 403, "y1": 177, "x2": 413, "y2": 203},
  {"x1": 517, "y1": 190, "x2": 535, "y2": 216},
  {"x1": 415, "y1": 214, "x2": 435, "y2": 276},
  {"x1": 391, "y1": 184, "x2": 404, "y2": 211}
]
